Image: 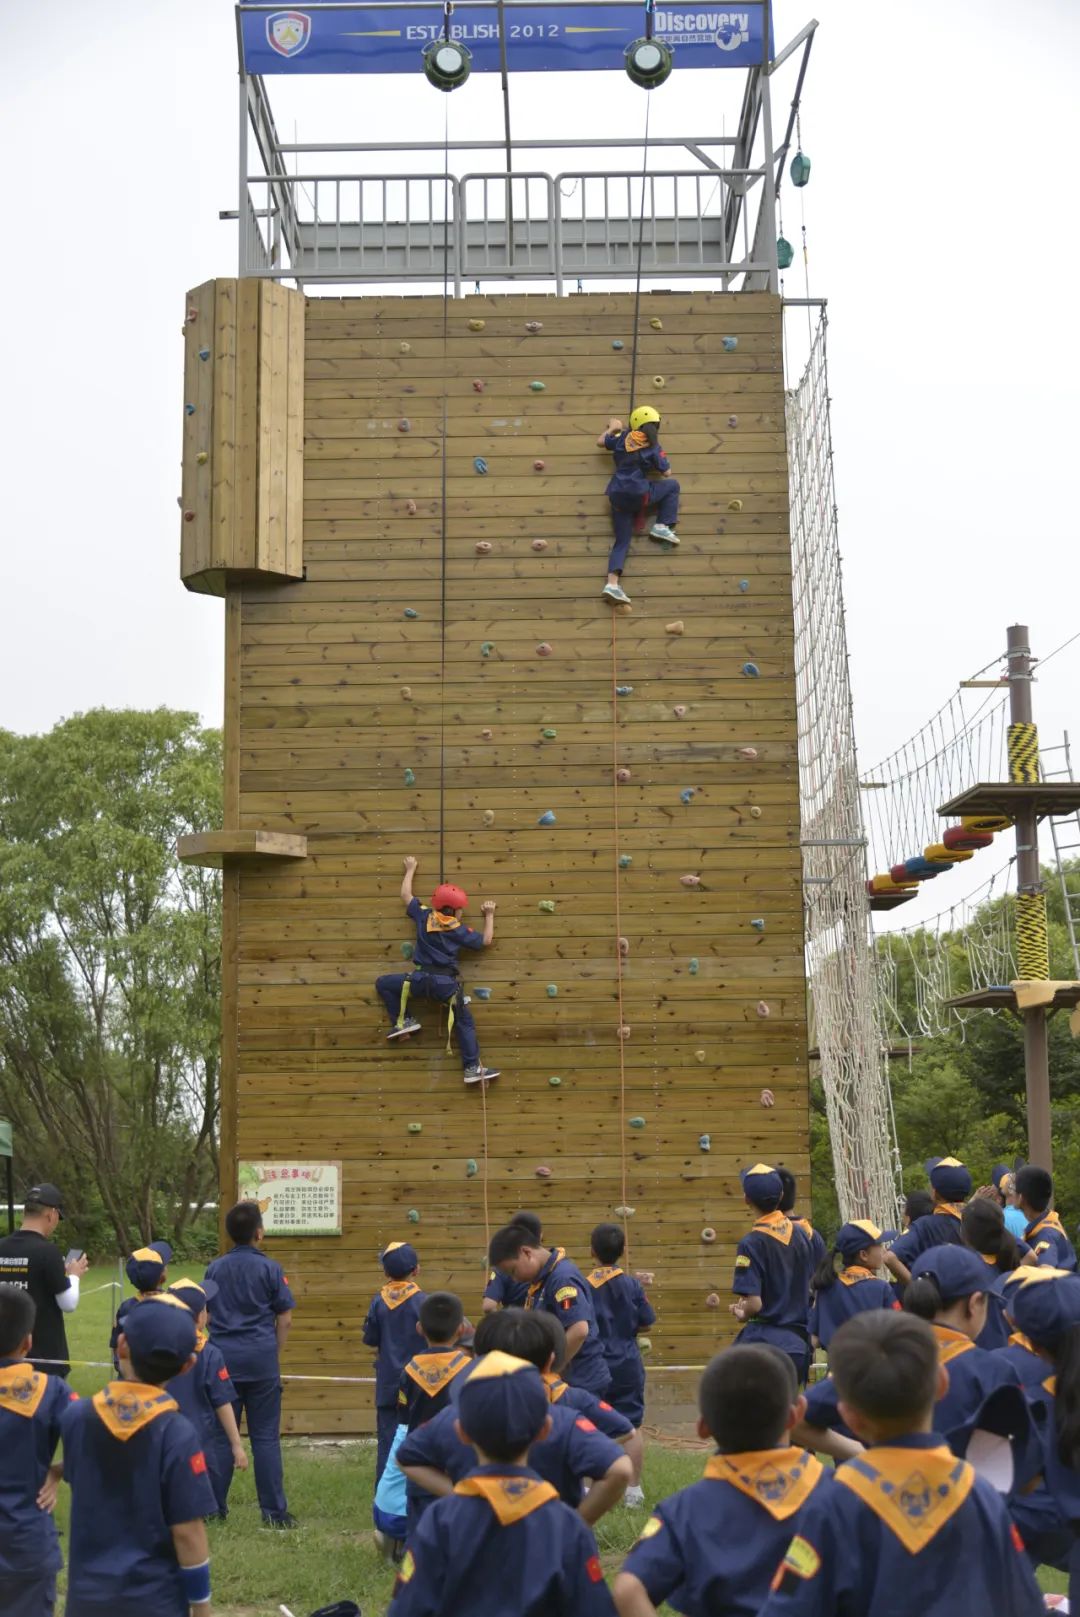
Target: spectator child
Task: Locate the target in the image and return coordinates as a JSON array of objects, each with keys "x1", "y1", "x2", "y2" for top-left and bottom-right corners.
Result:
[
  {"x1": 729, "y1": 1165, "x2": 814, "y2": 1385},
  {"x1": 586, "y1": 1223, "x2": 655, "y2": 1506},
  {"x1": 960, "y1": 1198, "x2": 1027, "y2": 1350},
  {"x1": 810, "y1": 1222, "x2": 898, "y2": 1349},
  {"x1": 489, "y1": 1223, "x2": 611, "y2": 1397},
  {"x1": 165, "y1": 1278, "x2": 248, "y2": 1518},
  {"x1": 885, "y1": 1158, "x2": 972, "y2": 1284},
  {"x1": 110, "y1": 1243, "x2": 173, "y2": 1368},
  {"x1": 398, "y1": 1292, "x2": 471, "y2": 1433},
  {"x1": 363, "y1": 1242, "x2": 425, "y2": 1483},
  {"x1": 1016, "y1": 1166, "x2": 1077, "y2": 1271}
]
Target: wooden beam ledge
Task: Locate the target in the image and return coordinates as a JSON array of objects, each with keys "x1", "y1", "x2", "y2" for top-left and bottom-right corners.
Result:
[{"x1": 176, "y1": 830, "x2": 308, "y2": 869}]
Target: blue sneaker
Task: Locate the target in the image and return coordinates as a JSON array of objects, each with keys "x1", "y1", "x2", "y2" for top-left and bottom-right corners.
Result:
[
  {"x1": 602, "y1": 583, "x2": 632, "y2": 605},
  {"x1": 648, "y1": 524, "x2": 679, "y2": 545}
]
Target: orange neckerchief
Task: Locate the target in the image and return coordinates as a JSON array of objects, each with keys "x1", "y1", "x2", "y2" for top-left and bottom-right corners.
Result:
[
  {"x1": 587, "y1": 1265, "x2": 624, "y2": 1290},
  {"x1": 404, "y1": 1350, "x2": 471, "y2": 1395},
  {"x1": 932, "y1": 1204, "x2": 963, "y2": 1222},
  {"x1": 1008, "y1": 1330, "x2": 1039, "y2": 1357},
  {"x1": 92, "y1": 1382, "x2": 178, "y2": 1442},
  {"x1": 541, "y1": 1371, "x2": 570, "y2": 1404},
  {"x1": 0, "y1": 1363, "x2": 48, "y2": 1419},
  {"x1": 425, "y1": 910, "x2": 462, "y2": 934},
  {"x1": 381, "y1": 1280, "x2": 421, "y2": 1311},
  {"x1": 753, "y1": 1210, "x2": 794, "y2": 1247},
  {"x1": 1026, "y1": 1211, "x2": 1066, "y2": 1241},
  {"x1": 623, "y1": 429, "x2": 649, "y2": 452},
  {"x1": 931, "y1": 1323, "x2": 975, "y2": 1367},
  {"x1": 837, "y1": 1444, "x2": 974, "y2": 1554},
  {"x1": 453, "y1": 1474, "x2": 558, "y2": 1525},
  {"x1": 838, "y1": 1266, "x2": 879, "y2": 1287},
  {"x1": 523, "y1": 1248, "x2": 568, "y2": 1310},
  {"x1": 704, "y1": 1448, "x2": 823, "y2": 1521}
]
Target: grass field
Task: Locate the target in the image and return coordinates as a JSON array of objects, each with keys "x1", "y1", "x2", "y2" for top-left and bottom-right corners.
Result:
[{"x1": 52, "y1": 1266, "x2": 1069, "y2": 1612}]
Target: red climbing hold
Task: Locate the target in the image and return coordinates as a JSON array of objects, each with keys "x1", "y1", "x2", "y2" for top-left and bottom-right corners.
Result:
[
  {"x1": 535, "y1": 1165, "x2": 553, "y2": 1179},
  {"x1": 475, "y1": 541, "x2": 493, "y2": 555},
  {"x1": 533, "y1": 460, "x2": 546, "y2": 471},
  {"x1": 536, "y1": 643, "x2": 553, "y2": 657},
  {"x1": 183, "y1": 511, "x2": 195, "y2": 523},
  {"x1": 673, "y1": 705, "x2": 687, "y2": 718},
  {"x1": 616, "y1": 767, "x2": 632, "y2": 784},
  {"x1": 472, "y1": 379, "x2": 485, "y2": 392}
]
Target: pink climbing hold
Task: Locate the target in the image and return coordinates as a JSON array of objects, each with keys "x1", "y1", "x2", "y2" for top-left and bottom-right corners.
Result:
[
  {"x1": 634, "y1": 1270, "x2": 655, "y2": 1286},
  {"x1": 472, "y1": 379, "x2": 485, "y2": 392},
  {"x1": 398, "y1": 418, "x2": 411, "y2": 433},
  {"x1": 531, "y1": 538, "x2": 548, "y2": 552},
  {"x1": 705, "y1": 1292, "x2": 721, "y2": 1309},
  {"x1": 183, "y1": 511, "x2": 195, "y2": 523},
  {"x1": 481, "y1": 729, "x2": 493, "y2": 740},
  {"x1": 760, "y1": 1087, "x2": 776, "y2": 1108},
  {"x1": 535, "y1": 1165, "x2": 553, "y2": 1179},
  {"x1": 187, "y1": 308, "x2": 198, "y2": 323},
  {"x1": 680, "y1": 874, "x2": 702, "y2": 888},
  {"x1": 524, "y1": 321, "x2": 543, "y2": 333},
  {"x1": 536, "y1": 643, "x2": 553, "y2": 657},
  {"x1": 617, "y1": 936, "x2": 630, "y2": 957},
  {"x1": 728, "y1": 415, "x2": 739, "y2": 428},
  {"x1": 673, "y1": 705, "x2": 687, "y2": 718},
  {"x1": 617, "y1": 1025, "x2": 631, "y2": 1040},
  {"x1": 406, "y1": 500, "x2": 418, "y2": 515},
  {"x1": 476, "y1": 541, "x2": 493, "y2": 555},
  {"x1": 533, "y1": 460, "x2": 546, "y2": 471},
  {"x1": 616, "y1": 767, "x2": 631, "y2": 784},
  {"x1": 736, "y1": 746, "x2": 758, "y2": 761},
  {"x1": 756, "y1": 1001, "x2": 771, "y2": 1018}
]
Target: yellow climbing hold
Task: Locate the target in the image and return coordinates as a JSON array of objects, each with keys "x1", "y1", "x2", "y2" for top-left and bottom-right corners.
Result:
[{"x1": 468, "y1": 319, "x2": 486, "y2": 331}]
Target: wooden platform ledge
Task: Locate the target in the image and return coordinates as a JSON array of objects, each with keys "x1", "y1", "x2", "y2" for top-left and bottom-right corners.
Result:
[{"x1": 176, "y1": 831, "x2": 308, "y2": 869}]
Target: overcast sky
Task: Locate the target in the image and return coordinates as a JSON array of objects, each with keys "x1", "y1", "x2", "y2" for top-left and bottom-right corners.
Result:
[{"x1": 3, "y1": 0, "x2": 1077, "y2": 873}]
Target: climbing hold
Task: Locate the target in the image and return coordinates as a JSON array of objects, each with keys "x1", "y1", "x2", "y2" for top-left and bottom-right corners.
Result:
[
  {"x1": 481, "y1": 642, "x2": 495, "y2": 657},
  {"x1": 760, "y1": 1088, "x2": 776, "y2": 1108},
  {"x1": 538, "y1": 900, "x2": 556, "y2": 914},
  {"x1": 482, "y1": 810, "x2": 495, "y2": 827},
  {"x1": 529, "y1": 380, "x2": 546, "y2": 392},
  {"x1": 699, "y1": 1133, "x2": 711, "y2": 1151},
  {"x1": 750, "y1": 918, "x2": 765, "y2": 931},
  {"x1": 548, "y1": 1076, "x2": 562, "y2": 1087},
  {"x1": 617, "y1": 1025, "x2": 631, "y2": 1040},
  {"x1": 475, "y1": 541, "x2": 493, "y2": 554},
  {"x1": 701, "y1": 1227, "x2": 717, "y2": 1243},
  {"x1": 680, "y1": 788, "x2": 696, "y2": 805},
  {"x1": 472, "y1": 379, "x2": 485, "y2": 392},
  {"x1": 777, "y1": 235, "x2": 795, "y2": 269},
  {"x1": 628, "y1": 1116, "x2": 645, "y2": 1129},
  {"x1": 695, "y1": 1050, "x2": 707, "y2": 1063},
  {"x1": 541, "y1": 728, "x2": 557, "y2": 739},
  {"x1": 198, "y1": 347, "x2": 210, "y2": 362},
  {"x1": 536, "y1": 643, "x2": 553, "y2": 657},
  {"x1": 688, "y1": 957, "x2": 699, "y2": 975},
  {"x1": 790, "y1": 150, "x2": 812, "y2": 187},
  {"x1": 187, "y1": 308, "x2": 198, "y2": 323},
  {"x1": 652, "y1": 375, "x2": 665, "y2": 389},
  {"x1": 616, "y1": 767, "x2": 632, "y2": 784},
  {"x1": 473, "y1": 457, "x2": 489, "y2": 475},
  {"x1": 404, "y1": 608, "x2": 419, "y2": 619},
  {"x1": 618, "y1": 855, "x2": 633, "y2": 869},
  {"x1": 728, "y1": 499, "x2": 744, "y2": 512},
  {"x1": 183, "y1": 511, "x2": 195, "y2": 523},
  {"x1": 615, "y1": 685, "x2": 634, "y2": 696},
  {"x1": 614, "y1": 1205, "x2": 636, "y2": 1218},
  {"x1": 736, "y1": 746, "x2": 758, "y2": 761},
  {"x1": 649, "y1": 317, "x2": 664, "y2": 331},
  {"x1": 407, "y1": 1209, "x2": 420, "y2": 1223},
  {"x1": 398, "y1": 418, "x2": 411, "y2": 433},
  {"x1": 635, "y1": 1270, "x2": 655, "y2": 1286},
  {"x1": 617, "y1": 937, "x2": 630, "y2": 957},
  {"x1": 406, "y1": 500, "x2": 418, "y2": 515},
  {"x1": 546, "y1": 984, "x2": 558, "y2": 998},
  {"x1": 756, "y1": 1001, "x2": 771, "y2": 1018},
  {"x1": 468, "y1": 319, "x2": 486, "y2": 331},
  {"x1": 475, "y1": 987, "x2": 492, "y2": 1000},
  {"x1": 524, "y1": 320, "x2": 543, "y2": 333},
  {"x1": 466, "y1": 1159, "x2": 478, "y2": 1177},
  {"x1": 742, "y1": 662, "x2": 760, "y2": 678},
  {"x1": 401, "y1": 942, "x2": 414, "y2": 960},
  {"x1": 407, "y1": 1122, "x2": 423, "y2": 1134},
  {"x1": 705, "y1": 1292, "x2": 721, "y2": 1309},
  {"x1": 481, "y1": 729, "x2": 493, "y2": 740},
  {"x1": 399, "y1": 341, "x2": 411, "y2": 354},
  {"x1": 196, "y1": 451, "x2": 208, "y2": 466},
  {"x1": 533, "y1": 460, "x2": 546, "y2": 472},
  {"x1": 638, "y1": 1335, "x2": 653, "y2": 1354},
  {"x1": 403, "y1": 768, "x2": 415, "y2": 786},
  {"x1": 749, "y1": 805, "x2": 762, "y2": 819},
  {"x1": 665, "y1": 620, "x2": 685, "y2": 635},
  {"x1": 728, "y1": 415, "x2": 739, "y2": 428},
  {"x1": 184, "y1": 403, "x2": 195, "y2": 416},
  {"x1": 612, "y1": 340, "x2": 624, "y2": 350},
  {"x1": 680, "y1": 874, "x2": 702, "y2": 888},
  {"x1": 535, "y1": 1165, "x2": 552, "y2": 1178},
  {"x1": 722, "y1": 336, "x2": 738, "y2": 351},
  {"x1": 673, "y1": 705, "x2": 687, "y2": 718},
  {"x1": 403, "y1": 385, "x2": 416, "y2": 394},
  {"x1": 531, "y1": 538, "x2": 548, "y2": 552},
  {"x1": 538, "y1": 810, "x2": 557, "y2": 826}
]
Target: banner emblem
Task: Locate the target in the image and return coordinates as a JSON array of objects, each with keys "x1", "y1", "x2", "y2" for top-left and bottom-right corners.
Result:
[{"x1": 267, "y1": 11, "x2": 311, "y2": 57}]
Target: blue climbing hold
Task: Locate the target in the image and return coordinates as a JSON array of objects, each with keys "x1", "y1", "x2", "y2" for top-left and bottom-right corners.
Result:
[
  {"x1": 538, "y1": 810, "x2": 557, "y2": 826},
  {"x1": 619, "y1": 855, "x2": 633, "y2": 869},
  {"x1": 198, "y1": 347, "x2": 210, "y2": 362},
  {"x1": 688, "y1": 957, "x2": 699, "y2": 975},
  {"x1": 404, "y1": 608, "x2": 419, "y2": 619},
  {"x1": 680, "y1": 788, "x2": 696, "y2": 805},
  {"x1": 722, "y1": 336, "x2": 738, "y2": 352},
  {"x1": 615, "y1": 685, "x2": 634, "y2": 696},
  {"x1": 184, "y1": 403, "x2": 195, "y2": 416},
  {"x1": 750, "y1": 918, "x2": 765, "y2": 932},
  {"x1": 699, "y1": 1133, "x2": 711, "y2": 1152},
  {"x1": 739, "y1": 579, "x2": 750, "y2": 593},
  {"x1": 401, "y1": 941, "x2": 414, "y2": 959},
  {"x1": 612, "y1": 340, "x2": 624, "y2": 350},
  {"x1": 742, "y1": 662, "x2": 760, "y2": 678},
  {"x1": 403, "y1": 768, "x2": 415, "y2": 786},
  {"x1": 473, "y1": 457, "x2": 489, "y2": 475},
  {"x1": 475, "y1": 986, "x2": 492, "y2": 1000},
  {"x1": 481, "y1": 641, "x2": 495, "y2": 658}
]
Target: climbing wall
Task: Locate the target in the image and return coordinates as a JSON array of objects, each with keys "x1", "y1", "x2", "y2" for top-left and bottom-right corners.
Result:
[{"x1": 227, "y1": 290, "x2": 808, "y2": 1432}]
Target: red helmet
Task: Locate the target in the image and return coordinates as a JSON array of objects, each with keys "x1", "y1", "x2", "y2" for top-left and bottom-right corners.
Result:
[{"x1": 432, "y1": 883, "x2": 468, "y2": 912}]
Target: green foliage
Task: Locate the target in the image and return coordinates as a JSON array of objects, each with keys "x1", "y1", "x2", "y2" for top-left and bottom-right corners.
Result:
[{"x1": 0, "y1": 709, "x2": 222, "y2": 1256}]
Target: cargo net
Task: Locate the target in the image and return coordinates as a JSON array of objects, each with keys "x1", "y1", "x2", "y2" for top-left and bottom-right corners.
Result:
[{"x1": 787, "y1": 315, "x2": 902, "y2": 1226}]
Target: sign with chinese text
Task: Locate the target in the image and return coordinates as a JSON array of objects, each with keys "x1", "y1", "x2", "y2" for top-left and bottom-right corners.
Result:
[{"x1": 237, "y1": 1161, "x2": 342, "y2": 1236}]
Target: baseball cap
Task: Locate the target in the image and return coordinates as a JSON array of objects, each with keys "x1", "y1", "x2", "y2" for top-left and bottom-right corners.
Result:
[
  {"x1": 167, "y1": 1277, "x2": 219, "y2": 1315},
  {"x1": 1003, "y1": 1269, "x2": 1080, "y2": 1346},
  {"x1": 835, "y1": 1220, "x2": 884, "y2": 1265},
  {"x1": 457, "y1": 1351, "x2": 549, "y2": 1452},
  {"x1": 125, "y1": 1242, "x2": 174, "y2": 1291},
  {"x1": 25, "y1": 1184, "x2": 64, "y2": 1217},
  {"x1": 910, "y1": 1245, "x2": 1003, "y2": 1299},
  {"x1": 992, "y1": 1165, "x2": 1015, "y2": 1194},
  {"x1": 740, "y1": 1163, "x2": 784, "y2": 1209},
  {"x1": 120, "y1": 1295, "x2": 197, "y2": 1375},
  {"x1": 925, "y1": 1157, "x2": 973, "y2": 1202},
  {"x1": 381, "y1": 1241, "x2": 419, "y2": 1279}
]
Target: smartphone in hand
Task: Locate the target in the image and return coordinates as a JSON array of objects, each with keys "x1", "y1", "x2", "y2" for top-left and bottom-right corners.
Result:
[{"x1": 65, "y1": 1249, "x2": 85, "y2": 1266}]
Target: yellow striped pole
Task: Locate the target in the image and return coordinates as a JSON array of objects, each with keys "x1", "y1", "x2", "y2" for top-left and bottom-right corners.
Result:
[{"x1": 1008, "y1": 721, "x2": 1039, "y2": 784}]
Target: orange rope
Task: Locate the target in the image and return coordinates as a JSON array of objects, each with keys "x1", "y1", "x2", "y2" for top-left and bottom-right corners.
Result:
[
  {"x1": 479, "y1": 1062, "x2": 492, "y2": 1264},
  {"x1": 611, "y1": 611, "x2": 630, "y2": 1262}
]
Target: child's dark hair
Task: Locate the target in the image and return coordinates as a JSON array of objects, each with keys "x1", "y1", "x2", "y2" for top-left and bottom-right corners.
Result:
[
  {"x1": 639, "y1": 420, "x2": 660, "y2": 447},
  {"x1": 488, "y1": 1222, "x2": 541, "y2": 1265},
  {"x1": 829, "y1": 1311, "x2": 938, "y2": 1424},
  {"x1": 127, "y1": 1343, "x2": 189, "y2": 1386},
  {"x1": 776, "y1": 1168, "x2": 798, "y2": 1216},
  {"x1": 904, "y1": 1190, "x2": 933, "y2": 1225},
  {"x1": 225, "y1": 1201, "x2": 264, "y2": 1245},
  {"x1": 419, "y1": 1291, "x2": 464, "y2": 1344},
  {"x1": 472, "y1": 1306, "x2": 554, "y2": 1370},
  {"x1": 508, "y1": 1211, "x2": 543, "y2": 1241},
  {"x1": 1046, "y1": 1326, "x2": 1080, "y2": 1468},
  {"x1": 813, "y1": 1246, "x2": 841, "y2": 1293},
  {"x1": 1015, "y1": 1165, "x2": 1053, "y2": 1214},
  {"x1": 902, "y1": 1273, "x2": 946, "y2": 1321},
  {"x1": 0, "y1": 1284, "x2": 35, "y2": 1357},
  {"x1": 698, "y1": 1346, "x2": 796, "y2": 1452},
  {"x1": 590, "y1": 1223, "x2": 625, "y2": 1266},
  {"x1": 962, "y1": 1197, "x2": 1021, "y2": 1273}
]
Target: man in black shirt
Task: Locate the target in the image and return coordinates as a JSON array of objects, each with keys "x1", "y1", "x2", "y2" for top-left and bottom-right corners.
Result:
[{"x1": 0, "y1": 1183, "x2": 87, "y2": 1376}]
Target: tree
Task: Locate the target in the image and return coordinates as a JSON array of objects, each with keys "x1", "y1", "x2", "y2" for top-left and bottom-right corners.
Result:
[{"x1": 0, "y1": 709, "x2": 222, "y2": 1253}]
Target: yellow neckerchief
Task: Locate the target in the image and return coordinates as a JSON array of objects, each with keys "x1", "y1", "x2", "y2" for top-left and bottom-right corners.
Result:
[
  {"x1": 381, "y1": 1280, "x2": 421, "y2": 1311},
  {"x1": 1008, "y1": 1330, "x2": 1039, "y2": 1357},
  {"x1": 0, "y1": 1362, "x2": 48, "y2": 1419},
  {"x1": 836, "y1": 1443, "x2": 974, "y2": 1554},
  {"x1": 704, "y1": 1448, "x2": 824, "y2": 1522},
  {"x1": 793, "y1": 1216, "x2": 815, "y2": 1241},
  {"x1": 932, "y1": 1204, "x2": 963, "y2": 1222},
  {"x1": 978, "y1": 1253, "x2": 1001, "y2": 1268},
  {"x1": 425, "y1": 910, "x2": 462, "y2": 934},
  {"x1": 1042, "y1": 1375, "x2": 1057, "y2": 1396},
  {"x1": 1026, "y1": 1211, "x2": 1065, "y2": 1241},
  {"x1": 587, "y1": 1265, "x2": 624, "y2": 1290},
  {"x1": 752, "y1": 1210, "x2": 794, "y2": 1247},
  {"x1": 524, "y1": 1248, "x2": 568, "y2": 1309},
  {"x1": 541, "y1": 1370, "x2": 570, "y2": 1404},
  {"x1": 931, "y1": 1323, "x2": 976, "y2": 1367},
  {"x1": 404, "y1": 1349, "x2": 471, "y2": 1395},
  {"x1": 623, "y1": 429, "x2": 649, "y2": 453},
  {"x1": 838, "y1": 1266, "x2": 879, "y2": 1287},
  {"x1": 454, "y1": 1474, "x2": 559, "y2": 1525},
  {"x1": 92, "y1": 1381, "x2": 178, "y2": 1442}
]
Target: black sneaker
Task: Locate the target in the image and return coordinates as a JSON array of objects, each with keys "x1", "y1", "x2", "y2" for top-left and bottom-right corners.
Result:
[
  {"x1": 386, "y1": 1019, "x2": 422, "y2": 1040},
  {"x1": 262, "y1": 1511, "x2": 299, "y2": 1529},
  {"x1": 463, "y1": 1063, "x2": 500, "y2": 1085}
]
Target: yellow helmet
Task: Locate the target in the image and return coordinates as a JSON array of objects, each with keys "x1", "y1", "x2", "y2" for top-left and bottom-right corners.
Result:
[{"x1": 629, "y1": 405, "x2": 661, "y2": 430}]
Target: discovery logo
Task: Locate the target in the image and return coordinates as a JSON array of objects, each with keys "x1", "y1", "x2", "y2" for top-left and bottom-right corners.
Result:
[{"x1": 653, "y1": 9, "x2": 752, "y2": 50}]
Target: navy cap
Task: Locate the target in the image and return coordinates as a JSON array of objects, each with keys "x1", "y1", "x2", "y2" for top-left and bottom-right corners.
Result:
[
  {"x1": 1003, "y1": 1269, "x2": 1080, "y2": 1346},
  {"x1": 125, "y1": 1242, "x2": 173, "y2": 1291},
  {"x1": 740, "y1": 1163, "x2": 784, "y2": 1208},
  {"x1": 910, "y1": 1245, "x2": 1002, "y2": 1299},
  {"x1": 25, "y1": 1183, "x2": 64, "y2": 1216},
  {"x1": 925, "y1": 1157, "x2": 972, "y2": 1202},
  {"x1": 457, "y1": 1351, "x2": 549, "y2": 1452},
  {"x1": 120, "y1": 1295, "x2": 197, "y2": 1374},
  {"x1": 381, "y1": 1242, "x2": 419, "y2": 1279},
  {"x1": 167, "y1": 1276, "x2": 218, "y2": 1315},
  {"x1": 835, "y1": 1220, "x2": 884, "y2": 1265}
]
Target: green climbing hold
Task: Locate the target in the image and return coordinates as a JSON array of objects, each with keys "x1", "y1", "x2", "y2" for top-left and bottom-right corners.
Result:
[
  {"x1": 406, "y1": 1209, "x2": 420, "y2": 1223},
  {"x1": 407, "y1": 1122, "x2": 423, "y2": 1134},
  {"x1": 546, "y1": 984, "x2": 558, "y2": 998},
  {"x1": 466, "y1": 1159, "x2": 478, "y2": 1177},
  {"x1": 538, "y1": 900, "x2": 556, "y2": 914},
  {"x1": 529, "y1": 380, "x2": 546, "y2": 392},
  {"x1": 619, "y1": 855, "x2": 633, "y2": 869},
  {"x1": 481, "y1": 642, "x2": 495, "y2": 657},
  {"x1": 628, "y1": 1116, "x2": 646, "y2": 1129},
  {"x1": 542, "y1": 728, "x2": 557, "y2": 739},
  {"x1": 404, "y1": 608, "x2": 419, "y2": 619},
  {"x1": 548, "y1": 1076, "x2": 562, "y2": 1087},
  {"x1": 403, "y1": 768, "x2": 415, "y2": 786},
  {"x1": 777, "y1": 235, "x2": 794, "y2": 270},
  {"x1": 689, "y1": 957, "x2": 700, "y2": 975},
  {"x1": 401, "y1": 942, "x2": 414, "y2": 960}
]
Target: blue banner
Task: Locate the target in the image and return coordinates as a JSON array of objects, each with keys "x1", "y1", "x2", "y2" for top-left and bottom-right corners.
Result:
[{"x1": 239, "y1": 4, "x2": 769, "y2": 74}]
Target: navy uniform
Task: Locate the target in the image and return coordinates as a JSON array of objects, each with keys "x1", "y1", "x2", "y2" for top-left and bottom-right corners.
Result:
[
  {"x1": 887, "y1": 1159, "x2": 972, "y2": 1270},
  {"x1": 1024, "y1": 1209, "x2": 1077, "y2": 1271},
  {"x1": 62, "y1": 1302, "x2": 217, "y2": 1617},
  {"x1": 362, "y1": 1243, "x2": 425, "y2": 1482},
  {"x1": 391, "y1": 1352, "x2": 616, "y2": 1616},
  {"x1": 620, "y1": 1448, "x2": 826, "y2": 1617},
  {"x1": 541, "y1": 1370, "x2": 633, "y2": 1441},
  {"x1": 809, "y1": 1222, "x2": 898, "y2": 1350},
  {"x1": 163, "y1": 1279, "x2": 237, "y2": 1516},
  {"x1": 203, "y1": 1237, "x2": 295, "y2": 1523},
  {"x1": 398, "y1": 1346, "x2": 472, "y2": 1432},
  {"x1": 483, "y1": 1269, "x2": 530, "y2": 1310},
  {"x1": 760, "y1": 1436, "x2": 1044, "y2": 1616},
  {"x1": 732, "y1": 1166, "x2": 813, "y2": 1384},
  {"x1": 602, "y1": 423, "x2": 680, "y2": 582},
  {"x1": 585, "y1": 1265, "x2": 655, "y2": 1426},
  {"x1": 523, "y1": 1250, "x2": 611, "y2": 1397},
  {"x1": 376, "y1": 895, "x2": 489, "y2": 1075},
  {"x1": 789, "y1": 1215, "x2": 827, "y2": 1272},
  {"x1": 0, "y1": 1358, "x2": 77, "y2": 1617}
]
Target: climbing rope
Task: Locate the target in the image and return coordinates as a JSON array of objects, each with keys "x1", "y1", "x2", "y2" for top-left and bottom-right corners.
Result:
[
  {"x1": 438, "y1": 78, "x2": 452, "y2": 883},
  {"x1": 626, "y1": 91, "x2": 653, "y2": 417},
  {"x1": 611, "y1": 614, "x2": 631, "y2": 1260}
]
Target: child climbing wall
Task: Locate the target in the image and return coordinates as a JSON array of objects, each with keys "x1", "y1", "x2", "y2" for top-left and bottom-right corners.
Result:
[{"x1": 597, "y1": 405, "x2": 681, "y2": 605}]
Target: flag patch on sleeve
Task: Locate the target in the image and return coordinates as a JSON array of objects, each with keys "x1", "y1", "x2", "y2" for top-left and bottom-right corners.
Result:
[
  {"x1": 586, "y1": 1556, "x2": 603, "y2": 1583},
  {"x1": 190, "y1": 1451, "x2": 208, "y2": 1476}
]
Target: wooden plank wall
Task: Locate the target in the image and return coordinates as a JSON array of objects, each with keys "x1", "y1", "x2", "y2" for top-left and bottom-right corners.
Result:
[{"x1": 228, "y1": 290, "x2": 809, "y2": 1433}]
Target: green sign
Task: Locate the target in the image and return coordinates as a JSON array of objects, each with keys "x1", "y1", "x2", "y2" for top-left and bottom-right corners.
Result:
[{"x1": 0, "y1": 1122, "x2": 11, "y2": 1159}]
